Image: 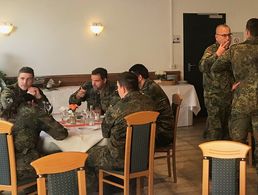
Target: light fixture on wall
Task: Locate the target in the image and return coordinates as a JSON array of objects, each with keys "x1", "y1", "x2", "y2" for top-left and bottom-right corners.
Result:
[
  {"x1": 90, "y1": 23, "x2": 104, "y2": 36},
  {"x1": 0, "y1": 22, "x2": 14, "y2": 35}
]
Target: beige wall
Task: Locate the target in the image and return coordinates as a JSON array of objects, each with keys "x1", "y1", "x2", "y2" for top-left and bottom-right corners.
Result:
[
  {"x1": 1, "y1": 0, "x2": 258, "y2": 77},
  {"x1": 172, "y1": 0, "x2": 258, "y2": 79},
  {"x1": 0, "y1": 0, "x2": 171, "y2": 76}
]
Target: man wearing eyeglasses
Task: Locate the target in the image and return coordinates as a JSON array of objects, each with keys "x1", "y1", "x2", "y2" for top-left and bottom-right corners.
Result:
[{"x1": 199, "y1": 24, "x2": 235, "y2": 140}]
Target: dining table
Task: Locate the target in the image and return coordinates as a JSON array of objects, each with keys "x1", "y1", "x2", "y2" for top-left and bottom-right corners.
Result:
[{"x1": 40, "y1": 114, "x2": 106, "y2": 153}]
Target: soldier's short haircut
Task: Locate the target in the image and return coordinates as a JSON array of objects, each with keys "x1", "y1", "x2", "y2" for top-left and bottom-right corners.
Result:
[
  {"x1": 246, "y1": 18, "x2": 258, "y2": 37},
  {"x1": 91, "y1": 67, "x2": 108, "y2": 80},
  {"x1": 129, "y1": 64, "x2": 149, "y2": 79},
  {"x1": 215, "y1": 24, "x2": 231, "y2": 34},
  {"x1": 117, "y1": 72, "x2": 139, "y2": 92},
  {"x1": 18, "y1": 67, "x2": 34, "y2": 77}
]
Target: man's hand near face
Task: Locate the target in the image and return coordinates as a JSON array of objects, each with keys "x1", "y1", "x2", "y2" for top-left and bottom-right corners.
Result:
[
  {"x1": 27, "y1": 87, "x2": 42, "y2": 99},
  {"x1": 76, "y1": 87, "x2": 87, "y2": 99}
]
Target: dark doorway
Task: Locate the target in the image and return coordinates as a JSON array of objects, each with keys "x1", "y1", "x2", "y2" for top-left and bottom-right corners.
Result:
[{"x1": 183, "y1": 13, "x2": 226, "y2": 117}]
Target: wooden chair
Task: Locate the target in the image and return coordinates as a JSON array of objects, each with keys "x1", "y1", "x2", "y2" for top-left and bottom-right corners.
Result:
[
  {"x1": 31, "y1": 152, "x2": 88, "y2": 195},
  {"x1": 154, "y1": 93, "x2": 182, "y2": 182},
  {"x1": 247, "y1": 131, "x2": 254, "y2": 166},
  {"x1": 0, "y1": 120, "x2": 36, "y2": 195},
  {"x1": 199, "y1": 140, "x2": 251, "y2": 195},
  {"x1": 99, "y1": 111, "x2": 159, "y2": 195}
]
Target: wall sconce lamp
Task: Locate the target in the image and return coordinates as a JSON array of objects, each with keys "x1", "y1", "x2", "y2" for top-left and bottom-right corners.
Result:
[
  {"x1": 90, "y1": 23, "x2": 104, "y2": 36},
  {"x1": 0, "y1": 22, "x2": 14, "y2": 35}
]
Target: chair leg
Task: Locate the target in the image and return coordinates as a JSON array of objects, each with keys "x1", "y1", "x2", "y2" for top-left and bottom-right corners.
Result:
[
  {"x1": 172, "y1": 149, "x2": 177, "y2": 183},
  {"x1": 167, "y1": 150, "x2": 172, "y2": 177},
  {"x1": 247, "y1": 132, "x2": 253, "y2": 166},
  {"x1": 148, "y1": 174, "x2": 154, "y2": 195},
  {"x1": 99, "y1": 170, "x2": 104, "y2": 195},
  {"x1": 136, "y1": 177, "x2": 141, "y2": 195},
  {"x1": 124, "y1": 179, "x2": 130, "y2": 195}
]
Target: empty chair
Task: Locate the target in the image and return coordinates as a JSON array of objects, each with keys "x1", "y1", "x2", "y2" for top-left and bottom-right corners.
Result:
[
  {"x1": 154, "y1": 93, "x2": 182, "y2": 182},
  {"x1": 0, "y1": 120, "x2": 36, "y2": 195},
  {"x1": 31, "y1": 152, "x2": 88, "y2": 195},
  {"x1": 99, "y1": 111, "x2": 159, "y2": 195},
  {"x1": 199, "y1": 140, "x2": 251, "y2": 195}
]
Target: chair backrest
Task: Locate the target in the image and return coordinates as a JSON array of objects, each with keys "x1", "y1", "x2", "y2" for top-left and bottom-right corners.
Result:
[
  {"x1": 31, "y1": 152, "x2": 88, "y2": 195},
  {"x1": 171, "y1": 94, "x2": 182, "y2": 148},
  {"x1": 123, "y1": 111, "x2": 159, "y2": 175},
  {"x1": 199, "y1": 140, "x2": 251, "y2": 195},
  {"x1": 0, "y1": 120, "x2": 18, "y2": 190}
]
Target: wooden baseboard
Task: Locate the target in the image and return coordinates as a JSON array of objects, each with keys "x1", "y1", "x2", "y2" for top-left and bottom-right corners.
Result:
[{"x1": 6, "y1": 71, "x2": 180, "y2": 87}]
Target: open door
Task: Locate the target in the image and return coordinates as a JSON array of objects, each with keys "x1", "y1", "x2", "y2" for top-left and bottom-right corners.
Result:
[{"x1": 183, "y1": 13, "x2": 226, "y2": 116}]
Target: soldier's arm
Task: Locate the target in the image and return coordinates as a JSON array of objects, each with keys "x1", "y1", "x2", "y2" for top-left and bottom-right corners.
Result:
[
  {"x1": 211, "y1": 50, "x2": 231, "y2": 73},
  {"x1": 31, "y1": 88, "x2": 53, "y2": 114},
  {"x1": 0, "y1": 88, "x2": 15, "y2": 110},
  {"x1": 69, "y1": 82, "x2": 89, "y2": 105},
  {"x1": 101, "y1": 105, "x2": 117, "y2": 138},
  {"x1": 199, "y1": 48, "x2": 218, "y2": 73}
]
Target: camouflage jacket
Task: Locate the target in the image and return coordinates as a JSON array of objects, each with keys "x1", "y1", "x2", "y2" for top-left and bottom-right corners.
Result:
[
  {"x1": 14, "y1": 105, "x2": 68, "y2": 175},
  {"x1": 199, "y1": 43, "x2": 234, "y2": 97},
  {"x1": 211, "y1": 37, "x2": 258, "y2": 113},
  {"x1": 101, "y1": 91, "x2": 154, "y2": 163},
  {"x1": 141, "y1": 79, "x2": 174, "y2": 146},
  {"x1": 69, "y1": 80, "x2": 119, "y2": 113},
  {"x1": 0, "y1": 83, "x2": 52, "y2": 120}
]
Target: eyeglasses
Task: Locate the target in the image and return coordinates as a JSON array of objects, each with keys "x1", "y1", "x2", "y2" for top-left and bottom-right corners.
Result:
[{"x1": 216, "y1": 33, "x2": 232, "y2": 37}]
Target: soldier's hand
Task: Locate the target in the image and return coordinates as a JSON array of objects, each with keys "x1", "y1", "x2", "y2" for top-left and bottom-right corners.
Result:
[
  {"x1": 232, "y1": 81, "x2": 240, "y2": 91},
  {"x1": 27, "y1": 87, "x2": 42, "y2": 99},
  {"x1": 216, "y1": 41, "x2": 230, "y2": 57},
  {"x1": 76, "y1": 87, "x2": 87, "y2": 99}
]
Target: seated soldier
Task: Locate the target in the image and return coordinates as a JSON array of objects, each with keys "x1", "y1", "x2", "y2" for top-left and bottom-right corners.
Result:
[
  {"x1": 0, "y1": 67, "x2": 68, "y2": 182},
  {"x1": 69, "y1": 67, "x2": 119, "y2": 114},
  {"x1": 85, "y1": 72, "x2": 154, "y2": 192},
  {"x1": 129, "y1": 64, "x2": 174, "y2": 147}
]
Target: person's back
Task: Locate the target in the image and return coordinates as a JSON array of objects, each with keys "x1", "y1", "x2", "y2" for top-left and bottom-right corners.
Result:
[
  {"x1": 141, "y1": 78, "x2": 173, "y2": 146},
  {"x1": 129, "y1": 64, "x2": 173, "y2": 147},
  {"x1": 102, "y1": 90, "x2": 154, "y2": 163},
  {"x1": 211, "y1": 18, "x2": 258, "y2": 177}
]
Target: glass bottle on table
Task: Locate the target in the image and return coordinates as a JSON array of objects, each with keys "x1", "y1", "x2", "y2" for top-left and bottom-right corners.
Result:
[{"x1": 88, "y1": 105, "x2": 95, "y2": 126}]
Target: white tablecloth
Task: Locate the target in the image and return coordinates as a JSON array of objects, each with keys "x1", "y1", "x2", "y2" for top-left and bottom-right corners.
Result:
[
  {"x1": 40, "y1": 124, "x2": 104, "y2": 153},
  {"x1": 159, "y1": 84, "x2": 201, "y2": 127}
]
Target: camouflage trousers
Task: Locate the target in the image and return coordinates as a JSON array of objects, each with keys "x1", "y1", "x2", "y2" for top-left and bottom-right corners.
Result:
[
  {"x1": 86, "y1": 145, "x2": 124, "y2": 193},
  {"x1": 230, "y1": 110, "x2": 258, "y2": 174},
  {"x1": 204, "y1": 94, "x2": 232, "y2": 140}
]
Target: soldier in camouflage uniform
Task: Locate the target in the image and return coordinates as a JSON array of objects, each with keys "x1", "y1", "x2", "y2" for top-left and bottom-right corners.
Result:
[
  {"x1": 86, "y1": 72, "x2": 154, "y2": 192},
  {"x1": 0, "y1": 67, "x2": 68, "y2": 182},
  {"x1": 69, "y1": 67, "x2": 119, "y2": 114},
  {"x1": 211, "y1": 18, "x2": 258, "y2": 175},
  {"x1": 129, "y1": 64, "x2": 173, "y2": 147},
  {"x1": 199, "y1": 24, "x2": 234, "y2": 140}
]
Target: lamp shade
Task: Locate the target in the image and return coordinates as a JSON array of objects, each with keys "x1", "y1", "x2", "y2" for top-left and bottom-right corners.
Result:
[
  {"x1": 90, "y1": 23, "x2": 104, "y2": 35},
  {"x1": 0, "y1": 23, "x2": 14, "y2": 35}
]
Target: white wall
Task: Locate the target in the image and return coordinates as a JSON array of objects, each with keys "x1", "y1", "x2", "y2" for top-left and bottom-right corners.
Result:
[
  {"x1": 1, "y1": 0, "x2": 257, "y2": 77},
  {"x1": 0, "y1": 0, "x2": 171, "y2": 76},
  {"x1": 172, "y1": 0, "x2": 258, "y2": 78}
]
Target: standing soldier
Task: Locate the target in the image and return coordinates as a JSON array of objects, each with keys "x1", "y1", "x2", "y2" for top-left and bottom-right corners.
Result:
[
  {"x1": 212, "y1": 18, "x2": 258, "y2": 177},
  {"x1": 199, "y1": 24, "x2": 234, "y2": 140},
  {"x1": 0, "y1": 67, "x2": 68, "y2": 182}
]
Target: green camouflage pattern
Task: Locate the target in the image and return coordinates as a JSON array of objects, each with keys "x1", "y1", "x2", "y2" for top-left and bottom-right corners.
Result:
[
  {"x1": 212, "y1": 37, "x2": 258, "y2": 173},
  {"x1": 86, "y1": 91, "x2": 154, "y2": 192},
  {"x1": 0, "y1": 84, "x2": 68, "y2": 181},
  {"x1": 199, "y1": 43, "x2": 234, "y2": 140},
  {"x1": 140, "y1": 79, "x2": 174, "y2": 146},
  {"x1": 69, "y1": 80, "x2": 119, "y2": 113},
  {"x1": 0, "y1": 83, "x2": 53, "y2": 119}
]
